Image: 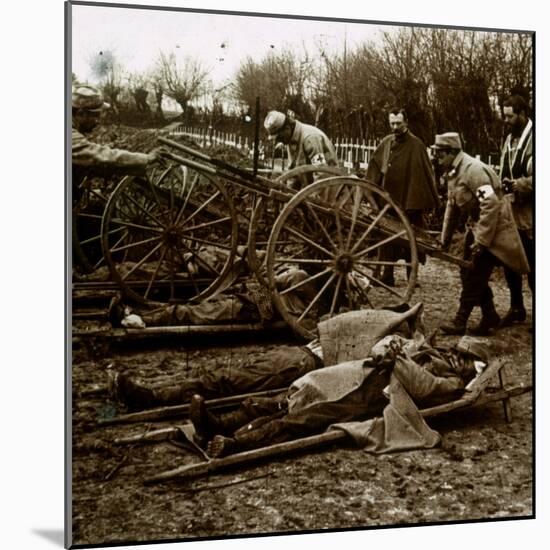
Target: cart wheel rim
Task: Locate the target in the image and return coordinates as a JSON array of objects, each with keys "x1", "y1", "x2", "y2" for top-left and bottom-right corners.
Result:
[
  {"x1": 266, "y1": 176, "x2": 418, "y2": 339},
  {"x1": 101, "y1": 168, "x2": 239, "y2": 306}
]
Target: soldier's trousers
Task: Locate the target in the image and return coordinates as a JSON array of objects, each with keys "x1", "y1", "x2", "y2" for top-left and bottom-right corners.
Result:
[
  {"x1": 459, "y1": 230, "x2": 500, "y2": 309},
  {"x1": 503, "y1": 230, "x2": 534, "y2": 309}
]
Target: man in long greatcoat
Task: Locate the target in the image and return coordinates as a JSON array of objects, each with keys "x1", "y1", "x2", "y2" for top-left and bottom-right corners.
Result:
[
  {"x1": 433, "y1": 133, "x2": 529, "y2": 335},
  {"x1": 366, "y1": 108, "x2": 440, "y2": 286}
]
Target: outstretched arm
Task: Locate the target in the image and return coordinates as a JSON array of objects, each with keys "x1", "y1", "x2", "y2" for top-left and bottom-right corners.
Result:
[{"x1": 72, "y1": 132, "x2": 166, "y2": 175}]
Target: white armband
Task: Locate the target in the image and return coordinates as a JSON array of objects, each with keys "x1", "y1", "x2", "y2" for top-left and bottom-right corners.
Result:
[
  {"x1": 311, "y1": 153, "x2": 327, "y2": 165},
  {"x1": 475, "y1": 184, "x2": 495, "y2": 201}
]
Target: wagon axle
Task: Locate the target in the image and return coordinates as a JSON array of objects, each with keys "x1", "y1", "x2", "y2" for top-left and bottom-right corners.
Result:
[
  {"x1": 334, "y1": 253, "x2": 355, "y2": 274},
  {"x1": 162, "y1": 225, "x2": 183, "y2": 247}
]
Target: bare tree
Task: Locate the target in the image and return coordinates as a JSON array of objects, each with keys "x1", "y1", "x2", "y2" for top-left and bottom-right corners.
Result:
[
  {"x1": 347, "y1": 27, "x2": 532, "y2": 153},
  {"x1": 223, "y1": 27, "x2": 532, "y2": 154},
  {"x1": 127, "y1": 72, "x2": 151, "y2": 113},
  {"x1": 232, "y1": 47, "x2": 315, "y2": 121},
  {"x1": 155, "y1": 52, "x2": 210, "y2": 118},
  {"x1": 148, "y1": 67, "x2": 165, "y2": 120}
]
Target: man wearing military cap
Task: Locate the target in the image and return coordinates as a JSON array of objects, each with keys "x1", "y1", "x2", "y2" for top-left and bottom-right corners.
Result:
[
  {"x1": 72, "y1": 84, "x2": 167, "y2": 186},
  {"x1": 263, "y1": 110, "x2": 337, "y2": 187},
  {"x1": 433, "y1": 132, "x2": 529, "y2": 335}
]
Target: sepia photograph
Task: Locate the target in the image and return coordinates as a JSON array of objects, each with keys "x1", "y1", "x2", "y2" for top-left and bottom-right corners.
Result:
[{"x1": 66, "y1": 0, "x2": 534, "y2": 547}]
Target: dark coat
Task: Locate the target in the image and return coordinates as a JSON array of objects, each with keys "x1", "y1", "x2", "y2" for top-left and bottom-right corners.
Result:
[{"x1": 366, "y1": 131, "x2": 440, "y2": 211}]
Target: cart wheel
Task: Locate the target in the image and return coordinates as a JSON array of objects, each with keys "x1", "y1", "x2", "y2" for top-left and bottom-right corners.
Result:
[
  {"x1": 247, "y1": 165, "x2": 344, "y2": 286},
  {"x1": 101, "y1": 166, "x2": 238, "y2": 306},
  {"x1": 72, "y1": 177, "x2": 113, "y2": 275},
  {"x1": 266, "y1": 176, "x2": 418, "y2": 339}
]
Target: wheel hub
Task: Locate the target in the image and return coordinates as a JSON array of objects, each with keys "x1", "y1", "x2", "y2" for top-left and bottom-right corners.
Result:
[
  {"x1": 335, "y1": 253, "x2": 354, "y2": 273},
  {"x1": 163, "y1": 225, "x2": 181, "y2": 247}
]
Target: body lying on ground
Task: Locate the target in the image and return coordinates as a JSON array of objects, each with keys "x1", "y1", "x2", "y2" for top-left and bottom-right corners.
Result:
[
  {"x1": 108, "y1": 266, "x2": 317, "y2": 329},
  {"x1": 109, "y1": 303, "x2": 490, "y2": 441},
  {"x1": 189, "y1": 328, "x2": 490, "y2": 457},
  {"x1": 109, "y1": 304, "x2": 423, "y2": 409}
]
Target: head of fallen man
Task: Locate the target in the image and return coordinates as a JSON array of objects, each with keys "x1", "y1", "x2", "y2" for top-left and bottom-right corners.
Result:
[
  {"x1": 368, "y1": 333, "x2": 490, "y2": 381},
  {"x1": 451, "y1": 335, "x2": 491, "y2": 379}
]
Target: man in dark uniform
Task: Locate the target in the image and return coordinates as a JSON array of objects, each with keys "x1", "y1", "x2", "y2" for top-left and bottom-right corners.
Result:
[
  {"x1": 499, "y1": 95, "x2": 533, "y2": 326},
  {"x1": 366, "y1": 107, "x2": 440, "y2": 286}
]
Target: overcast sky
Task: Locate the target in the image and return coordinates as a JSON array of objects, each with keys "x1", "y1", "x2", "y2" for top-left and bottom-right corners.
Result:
[{"x1": 71, "y1": 3, "x2": 393, "y2": 87}]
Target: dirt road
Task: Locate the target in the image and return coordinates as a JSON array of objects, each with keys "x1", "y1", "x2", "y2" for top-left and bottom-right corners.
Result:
[{"x1": 71, "y1": 256, "x2": 533, "y2": 546}]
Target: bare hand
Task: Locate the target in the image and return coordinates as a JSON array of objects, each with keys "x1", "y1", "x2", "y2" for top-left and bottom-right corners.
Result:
[
  {"x1": 510, "y1": 180, "x2": 521, "y2": 193},
  {"x1": 147, "y1": 147, "x2": 171, "y2": 167}
]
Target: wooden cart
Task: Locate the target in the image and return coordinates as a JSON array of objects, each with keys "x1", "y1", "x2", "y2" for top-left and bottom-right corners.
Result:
[{"x1": 95, "y1": 136, "x2": 468, "y2": 339}]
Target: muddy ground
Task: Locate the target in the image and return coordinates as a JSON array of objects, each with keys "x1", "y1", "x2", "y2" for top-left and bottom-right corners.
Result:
[{"x1": 71, "y1": 256, "x2": 533, "y2": 547}]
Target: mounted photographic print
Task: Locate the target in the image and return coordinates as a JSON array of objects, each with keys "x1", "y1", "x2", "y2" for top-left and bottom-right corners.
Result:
[{"x1": 66, "y1": 0, "x2": 534, "y2": 547}]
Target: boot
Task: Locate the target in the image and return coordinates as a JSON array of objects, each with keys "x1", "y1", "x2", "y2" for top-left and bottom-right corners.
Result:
[
  {"x1": 226, "y1": 415, "x2": 287, "y2": 455},
  {"x1": 207, "y1": 435, "x2": 238, "y2": 458},
  {"x1": 440, "y1": 303, "x2": 474, "y2": 335},
  {"x1": 189, "y1": 394, "x2": 214, "y2": 444},
  {"x1": 500, "y1": 306, "x2": 527, "y2": 327},
  {"x1": 109, "y1": 371, "x2": 157, "y2": 411},
  {"x1": 469, "y1": 299, "x2": 501, "y2": 336},
  {"x1": 207, "y1": 410, "x2": 290, "y2": 457},
  {"x1": 190, "y1": 395, "x2": 253, "y2": 438}
]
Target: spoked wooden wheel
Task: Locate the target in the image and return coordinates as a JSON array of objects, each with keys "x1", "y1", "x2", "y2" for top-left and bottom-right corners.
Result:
[
  {"x1": 247, "y1": 164, "x2": 344, "y2": 286},
  {"x1": 266, "y1": 176, "x2": 418, "y2": 339},
  {"x1": 72, "y1": 177, "x2": 113, "y2": 275},
  {"x1": 101, "y1": 166, "x2": 238, "y2": 305}
]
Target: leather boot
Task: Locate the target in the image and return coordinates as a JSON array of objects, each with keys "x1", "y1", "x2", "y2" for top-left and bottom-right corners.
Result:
[
  {"x1": 440, "y1": 303, "x2": 474, "y2": 335},
  {"x1": 213, "y1": 408, "x2": 254, "y2": 434},
  {"x1": 500, "y1": 306, "x2": 527, "y2": 327},
  {"x1": 232, "y1": 414, "x2": 287, "y2": 451},
  {"x1": 110, "y1": 372, "x2": 158, "y2": 411},
  {"x1": 470, "y1": 299, "x2": 501, "y2": 336},
  {"x1": 190, "y1": 395, "x2": 252, "y2": 439},
  {"x1": 107, "y1": 293, "x2": 126, "y2": 327},
  {"x1": 208, "y1": 412, "x2": 288, "y2": 457}
]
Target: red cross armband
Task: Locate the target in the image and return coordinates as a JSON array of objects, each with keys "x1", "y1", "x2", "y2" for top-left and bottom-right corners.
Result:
[{"x1": 475, "y1": 184, "x2": 495, "y2": 202}]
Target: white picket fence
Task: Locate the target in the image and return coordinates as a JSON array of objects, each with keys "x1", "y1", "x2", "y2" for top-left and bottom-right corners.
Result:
[
  {"x1": 169, "y1": 124, "x2": 379, "y2": 171},
  {"x1": 169, "y1": 124, "x2": 498, "y2": 173},
  {"x1": 170, "y1": 125, "x2": 254, "y2": 153}
]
